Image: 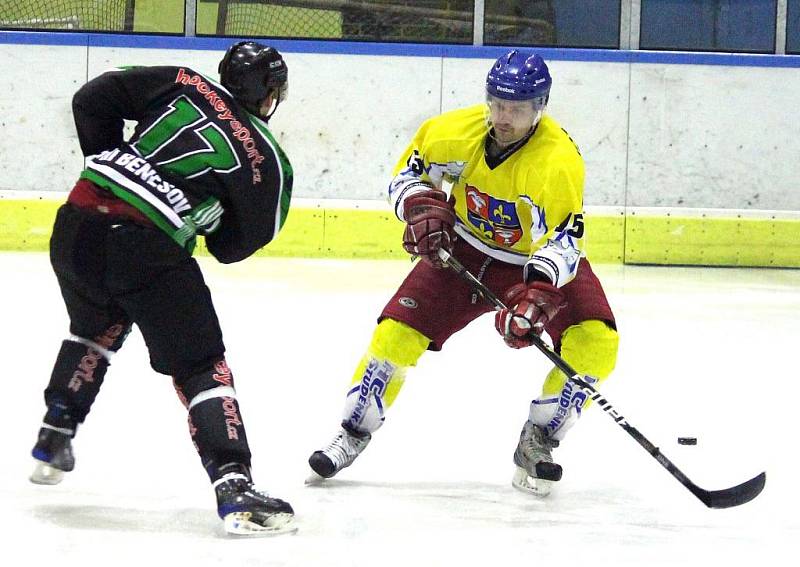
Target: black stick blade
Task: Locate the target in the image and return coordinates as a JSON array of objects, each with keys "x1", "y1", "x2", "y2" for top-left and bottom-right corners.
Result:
[{"x1": 690, "y1": 472, "x2": 766, "y2": 509}]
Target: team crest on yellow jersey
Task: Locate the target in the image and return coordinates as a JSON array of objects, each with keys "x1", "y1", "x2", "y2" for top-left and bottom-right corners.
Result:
[{"x1": 465, "y1": 185, "x2": 522, "y2": 246}]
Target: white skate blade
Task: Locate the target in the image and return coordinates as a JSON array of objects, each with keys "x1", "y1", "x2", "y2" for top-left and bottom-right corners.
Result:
[
  {"x1": 511, "y1": 466, "x2": 554, "y2": 497},
  {"x1": 304, "y1": 471, "x2": 327, "y2": 485},
  {"x1": 223, "y1": 512, "x2": 298, "y2": 537},
  {"x1": 30, "y1": 460, "x2": 65, "y2": 485}
]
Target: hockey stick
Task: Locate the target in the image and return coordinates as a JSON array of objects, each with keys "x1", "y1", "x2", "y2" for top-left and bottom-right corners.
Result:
[{"x1": 437, "y1": 248, "x2": 766, "y2": 509}]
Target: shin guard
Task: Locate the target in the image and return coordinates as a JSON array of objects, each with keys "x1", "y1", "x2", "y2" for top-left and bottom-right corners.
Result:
[
  {"x1": 342, "y1": 319, "x2": 429, "y2": 433},
  {"x1": 43, "y1": 323, "x2": 129, "y2": 428},
  {"x1": 530, "y1": 320, "x2": 619, "y2": 441},
  {"x1": 175, "y1": 360, "x2": 252, "y2": 482}
]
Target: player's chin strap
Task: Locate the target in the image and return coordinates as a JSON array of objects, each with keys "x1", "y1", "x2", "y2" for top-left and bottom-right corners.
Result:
[{"x1": 436, "y1": 247, "x2": 766, "y2": 509}]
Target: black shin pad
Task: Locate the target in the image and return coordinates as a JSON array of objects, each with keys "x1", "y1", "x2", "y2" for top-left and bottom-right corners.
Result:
[
  {"x1": 175, "y1": 360, "x2": 252, "y2": 482},
  {"x1": 43, "y1": 339, "x2": 112, "y2": 428}
]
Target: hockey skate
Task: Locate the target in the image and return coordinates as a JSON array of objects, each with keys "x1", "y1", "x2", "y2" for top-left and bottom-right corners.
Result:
[
  {"x1": 214, "y1": 465, "x2": 296, "y2": 536},
  {"x1": 512, "y1": 420, "x2": 562, "y2": 497},
  {"x1": 306, "y1": 423, "x2": 371, "y2": 483},
  {"x1": 30, "y1": 426, "x2": 75, "y2": 485}
]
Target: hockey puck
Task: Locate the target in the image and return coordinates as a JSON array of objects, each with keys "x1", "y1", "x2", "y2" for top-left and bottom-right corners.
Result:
[{"x1": 677, "y1": 437, "x2": 698, "y2": 445}]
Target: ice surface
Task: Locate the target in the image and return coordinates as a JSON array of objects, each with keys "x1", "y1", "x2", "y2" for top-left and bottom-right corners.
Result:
[{"x1": 2, "y1": 252, "x2": 797, "y2": 566}]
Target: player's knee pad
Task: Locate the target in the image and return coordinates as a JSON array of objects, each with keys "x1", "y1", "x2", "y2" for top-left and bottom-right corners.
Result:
[
  {"x1": 531, "y1": 320, "x2": 619, "y2": 440},
  {"x1": 44, "y1": 323, "x2": 130, "y2": 424},
  {"x1": 558, "y1": 319, "x2": 619, "y2": 383},
  {"x1": 342, "y1": 319, "x2": 430, "y2": 433},
  {"x1": 174, "y1": 359, "x2": 252, "y2": 481}
]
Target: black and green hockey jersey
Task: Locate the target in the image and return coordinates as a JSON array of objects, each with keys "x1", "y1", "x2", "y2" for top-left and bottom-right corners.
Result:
[{"x1": 72, "y1": 65, "x2": 293, "y2": 264}]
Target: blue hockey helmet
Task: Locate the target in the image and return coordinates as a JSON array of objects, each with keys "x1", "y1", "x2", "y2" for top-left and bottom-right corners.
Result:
[
  {"x1": 219, "y1": 41, "x2": 288, "y2": 119},
  {"x1": 486, "y1": 50, "x2": 551, "y2": 108}
]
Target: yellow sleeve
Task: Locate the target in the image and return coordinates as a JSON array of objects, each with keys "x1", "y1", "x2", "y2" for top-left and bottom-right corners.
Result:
[
  {"x1": 388, "y1": 118, "x2": 442, "y2": 219},
  {"x1": 525, "y1": 148, "x2": 585, "y2": 287},
  {"x1": 388, "y1": 106, "x2": 482, "y2": 220}
]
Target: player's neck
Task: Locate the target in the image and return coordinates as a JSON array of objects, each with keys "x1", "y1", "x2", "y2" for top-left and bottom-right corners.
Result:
[
  {"x1": 486, "y1": 132, "x2": 512, "y2": 157},
  {"x1": 486, "y1": 127, "x2": 535, "y2": 163},
  {"x1": 488, "y1": 137, "x2": 511, "y2": 153}
]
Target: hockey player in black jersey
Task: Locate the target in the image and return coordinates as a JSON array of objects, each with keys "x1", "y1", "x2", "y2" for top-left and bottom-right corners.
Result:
[{"x1": 29, "y1": 41, "x2": 296, "y2": 536}]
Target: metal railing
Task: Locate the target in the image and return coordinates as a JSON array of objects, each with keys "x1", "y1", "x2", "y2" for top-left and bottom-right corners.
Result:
[{"x1": 0, "y1": 1, "x2": 794, "y2": 54}]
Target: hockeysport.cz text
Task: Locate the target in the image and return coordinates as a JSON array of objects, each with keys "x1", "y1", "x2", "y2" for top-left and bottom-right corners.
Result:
[
  {"x1": 212, "y1": 360, "x2": 243, "y2": 440},
  {"x1": 174, "y1": 68, "x2": 265, "y2": 184},
  {"x1": 68, "y1": 324, "x2": 125, "y2": 393}
]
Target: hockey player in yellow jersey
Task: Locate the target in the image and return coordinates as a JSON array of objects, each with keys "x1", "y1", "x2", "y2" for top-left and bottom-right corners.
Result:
[
  {"x1": 308, "y1": 50, "x2": 619, "y2": 496},
  {"x1": 396, "y1": 98, "x2": 584, "y2": 272}
]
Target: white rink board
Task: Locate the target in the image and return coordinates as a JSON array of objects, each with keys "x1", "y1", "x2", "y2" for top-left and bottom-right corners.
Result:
[
  {"x1": 273, "y1": 52, "x2": 442, "y2": 200},
  {"x1": 0, "y1": 41, "x2": 799, "y2": 211},
  {"x1": 2, "y1": 252, "x2": 799, "y2": 566},
  {"x1": 627, "y1": 63, "x2": 800, "y2": 209},
  {"x1": 0, "y1": 43, "x2": 86, "y2": 193}
]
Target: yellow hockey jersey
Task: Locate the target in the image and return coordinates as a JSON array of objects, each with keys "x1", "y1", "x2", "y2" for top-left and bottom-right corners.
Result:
[{"x1": 389, "y1": 104, "x2": 585, "y2": 287}]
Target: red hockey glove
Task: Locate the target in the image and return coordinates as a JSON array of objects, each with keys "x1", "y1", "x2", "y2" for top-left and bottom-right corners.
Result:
[
  {"x1": 494, "y1": 281, "x2": 567, "y2": 349},
  {"x1": 402, "y1": 189, "x2": 456, "y2": 268}
]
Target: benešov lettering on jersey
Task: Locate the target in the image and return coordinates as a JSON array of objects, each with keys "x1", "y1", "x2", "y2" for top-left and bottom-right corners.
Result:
[
  {"x1": 85, "y1": 147, "x2": 225, "y2": 249},
  {"x1": 93, "y1": 149, "x2": 192, "y2": 214}
]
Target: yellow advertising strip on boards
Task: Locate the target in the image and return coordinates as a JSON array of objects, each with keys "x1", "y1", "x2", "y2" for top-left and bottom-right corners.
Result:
[
  {"x1": 1, "y1": 198, "x2": 799, "y2": 267},
  {"x1": 625, "y1": 210, "x2": 800, "y2": 267}
]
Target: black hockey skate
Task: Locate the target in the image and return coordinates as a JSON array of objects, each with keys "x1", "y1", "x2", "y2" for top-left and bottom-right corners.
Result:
[
  {"x1": 214, "y1": 464, "x2": 296, "y2": 536},
  {"x1": 512, "y1": 420, "x2": 562, "y2": 497},
  {"x1": 307, "y1": 422, "x2": 371, "y2": 482},
  {"x1": 30, "y1": 426, "x2": 75, "y2": 485}
]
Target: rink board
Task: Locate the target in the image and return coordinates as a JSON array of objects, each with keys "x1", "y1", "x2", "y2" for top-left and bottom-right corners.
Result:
[{"x1": 1, "y1": 196, "x2": 799, "y2": 267}]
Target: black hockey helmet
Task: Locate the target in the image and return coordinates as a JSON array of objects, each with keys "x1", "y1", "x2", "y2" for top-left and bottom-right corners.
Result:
[{"x1": 219, "y1": 41, "x2": 288, "y2": 119}]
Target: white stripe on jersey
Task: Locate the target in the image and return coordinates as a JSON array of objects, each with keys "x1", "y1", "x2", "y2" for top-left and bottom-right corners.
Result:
[
  {"x1": 250, "y1": 115, "x2": 287, "y2": 240},
  {"x1": 87, "y1": 161, "x2": 183, "y2": 228}
]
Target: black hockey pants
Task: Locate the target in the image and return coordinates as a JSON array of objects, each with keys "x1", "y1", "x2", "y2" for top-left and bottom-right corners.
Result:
[
  {"x1": 43, "y1": 204, "x2": 253, "y2": 478},
  {"x1": 49, "y1": 203, "x2": 225, "y2": 380}
]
